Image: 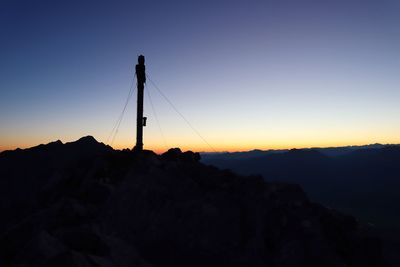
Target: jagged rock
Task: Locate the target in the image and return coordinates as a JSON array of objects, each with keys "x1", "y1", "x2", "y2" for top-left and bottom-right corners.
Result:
[
  {"x1": 161, "y1": 148, "x2": 182, "y2": 161},
  {"x1": 161, "y1": 148, "x2": 201, "y2": 162}
]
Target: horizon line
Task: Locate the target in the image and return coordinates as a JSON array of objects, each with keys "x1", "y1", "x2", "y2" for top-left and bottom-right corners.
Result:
[{"x1": 1, "y1": 137, "x2": 399, "y2": 154}]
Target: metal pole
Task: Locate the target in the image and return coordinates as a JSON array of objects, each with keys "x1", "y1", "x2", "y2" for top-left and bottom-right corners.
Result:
[{"x1": 134, "y1": 55, "x2": 146, "y2": 151}]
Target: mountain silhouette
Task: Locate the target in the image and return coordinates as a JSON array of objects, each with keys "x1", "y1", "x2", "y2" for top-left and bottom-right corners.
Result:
[{"x1": 0, "y1": 137, "x2": 388, "y2": 267}]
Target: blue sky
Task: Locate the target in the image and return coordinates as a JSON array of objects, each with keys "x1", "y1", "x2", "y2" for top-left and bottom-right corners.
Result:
[{"x1": 1, "y1": 0, "x2": 399, "y2": 152}]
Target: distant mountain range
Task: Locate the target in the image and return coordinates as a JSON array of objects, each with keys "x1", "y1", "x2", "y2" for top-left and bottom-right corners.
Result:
[
  {"x1": 0, "y1": 137, "x2": 392, "y2": 266},
  {"x1": 202, "y1": 143, "x2": 400, "y2": 160},
  {"x1": 202, "y1": 144, "x2": 400, "y2": 229}
]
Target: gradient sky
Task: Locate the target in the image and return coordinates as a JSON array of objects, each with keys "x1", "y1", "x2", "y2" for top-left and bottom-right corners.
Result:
[{"x1": 1, "y1": 0, "x2": 399, "y2": 152}]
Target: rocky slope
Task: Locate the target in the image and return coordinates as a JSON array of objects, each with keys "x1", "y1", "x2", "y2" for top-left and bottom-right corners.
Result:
[{"x1": 0, "y1": 137, "x2": 388, "y2": 267}]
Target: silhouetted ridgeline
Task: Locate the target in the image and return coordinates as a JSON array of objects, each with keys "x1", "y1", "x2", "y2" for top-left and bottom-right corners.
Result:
[{"x1": 0, "y1": 137, "x2": 388, "y2": 266}]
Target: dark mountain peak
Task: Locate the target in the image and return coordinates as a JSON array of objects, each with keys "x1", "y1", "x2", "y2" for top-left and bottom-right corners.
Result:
[
  {"x1": 74, "y1": 135, "x2": 98, "y2": 145},
  {"x1": 0, "y1": 139, "x2": 64, "y2": 158},
  {"x1": 64, "y1": 136, "x2": 112, "y2": 154},
  {"x1": 371, "y1": 142, "x2": 383, "y2": 146},
  {"x1": 29, "y1": 140, "x2": 64, "y2": 153},
  {"x1": 0, "y1": 136, "x2": 113, "y2": 175},
  {"x1": 31, "y1": 139, "x2": 64, "y2": 150}
]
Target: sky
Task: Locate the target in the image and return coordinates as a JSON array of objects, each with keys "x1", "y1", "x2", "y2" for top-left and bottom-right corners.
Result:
[{"x1": 1, "y1": 0, "x2": 399, "y2": 153}]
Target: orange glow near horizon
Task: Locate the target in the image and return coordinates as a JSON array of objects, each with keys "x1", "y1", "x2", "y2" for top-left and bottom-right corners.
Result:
[{"x1": 3, "y1": 135, "x2": 399, "y2": 154}]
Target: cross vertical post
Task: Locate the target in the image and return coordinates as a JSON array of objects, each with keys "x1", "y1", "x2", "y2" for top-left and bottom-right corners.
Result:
[{"x1": 134, "y1": 55, "x2": 146, "y2": 151}]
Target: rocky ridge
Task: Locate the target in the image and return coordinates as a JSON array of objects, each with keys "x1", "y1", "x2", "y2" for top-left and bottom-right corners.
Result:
[{"x1": 0, "y1": 137, "x2": 387, "y2": 267}]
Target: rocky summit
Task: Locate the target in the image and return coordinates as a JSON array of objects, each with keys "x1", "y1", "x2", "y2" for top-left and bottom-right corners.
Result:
[{"x1": 0, "y1": 137, "x2": 387, "y2": 267}]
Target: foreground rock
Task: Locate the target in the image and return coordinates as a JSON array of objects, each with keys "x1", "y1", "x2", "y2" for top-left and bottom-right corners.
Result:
[{"x1": 0, "y1": 138, "x2": 388, "y2": 267}]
